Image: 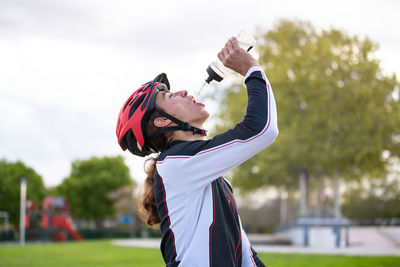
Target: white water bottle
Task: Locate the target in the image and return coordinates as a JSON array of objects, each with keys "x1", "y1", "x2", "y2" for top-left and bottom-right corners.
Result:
[{"x1": 205, "y1": 30, "x2": 257, "y2": 83}]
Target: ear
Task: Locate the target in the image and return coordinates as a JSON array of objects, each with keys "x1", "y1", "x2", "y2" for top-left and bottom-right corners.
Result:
[{"x1": 154, "y1": 116, "x2": 172, "y2": 128}]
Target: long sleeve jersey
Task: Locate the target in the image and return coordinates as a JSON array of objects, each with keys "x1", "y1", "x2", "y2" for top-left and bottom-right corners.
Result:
[{"x1": 154, "y1": 66, "x2": 279, "y2": 267}]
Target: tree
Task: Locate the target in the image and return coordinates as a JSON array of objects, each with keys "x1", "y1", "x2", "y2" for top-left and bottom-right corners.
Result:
[
  {"x1": 213, "y1": 19, "x2": 400, "y2": 217},
  {"x1": 342, "y1": 177, "x2": 400, "y2": 221},
  {"x1": 108, "y1": 184, "x2": 138, "y2": 223},
  {"x1": 0, "y1": 159, "x2": 46, "y2": 227},
  {"x1": 107, "y1": 185, "x2": 138, "y2": 216},
  {"x1": 57, "y1": 156, "x2": 133, "y2": 224}
]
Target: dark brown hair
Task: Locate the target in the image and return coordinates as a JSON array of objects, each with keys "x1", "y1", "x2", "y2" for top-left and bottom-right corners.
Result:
[{"x1": 137, "y1": 110, "x2": 171, "y2": 225}]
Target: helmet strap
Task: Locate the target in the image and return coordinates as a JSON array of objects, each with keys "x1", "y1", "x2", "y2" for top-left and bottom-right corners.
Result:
[{"x1": 148, "y1": 110, "x2": 207, "y2": 141}]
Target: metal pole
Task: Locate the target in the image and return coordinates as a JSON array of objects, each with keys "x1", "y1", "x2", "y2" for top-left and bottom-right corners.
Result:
[
  {"x1": 316, "y1": 173, "x2": 324, "y2": 218},
  {"x1": 5, "y1": 213, "x2": 9, "y2": 232},
  {"x1": 20, "y1": 178, "x2": 27, "y2": 245},
  {"x1": 303, "y1": 225, "x2": 309, "y2": 247},
  {"x1": 335, "y1": 225, "x2": 341, "y2": 248},
  {"x1": 333, "y1": 169, "x2": 341, "y2": 219},
  {"x1": 299, "y1": 171, "x2": 307, "y2": 216},
  {"x1": 280, "y1": 189, "x2": 288, "y2": 225}
]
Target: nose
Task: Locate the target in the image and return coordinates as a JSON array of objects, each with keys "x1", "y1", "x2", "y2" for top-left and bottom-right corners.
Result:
[{"x1": 174, "y1": 90, "x2": 188, "y2": 97}]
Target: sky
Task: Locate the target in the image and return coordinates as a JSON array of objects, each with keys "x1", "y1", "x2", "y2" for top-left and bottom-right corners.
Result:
[{"x1": 0, "y1": 0, "x2": 399, "y2": 187}]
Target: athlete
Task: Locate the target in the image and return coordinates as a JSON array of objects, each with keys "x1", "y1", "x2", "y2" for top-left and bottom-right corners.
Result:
[{"x1": 116, "y1": 37, "x2": 279, "y2": 267}]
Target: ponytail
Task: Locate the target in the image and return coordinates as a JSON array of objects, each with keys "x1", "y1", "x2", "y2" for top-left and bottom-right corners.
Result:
[
  {"x1": 137, "y1": 109, "x2": 172, "y2": 225},
  {"x1": 138, "y1": 157, "x2": 161, "y2": 225}
]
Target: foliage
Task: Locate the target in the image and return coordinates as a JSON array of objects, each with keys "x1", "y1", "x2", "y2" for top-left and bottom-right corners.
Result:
[
  {"x1": 57, "y1": 156, "x2": 133, "y2": 221},
  {"x1": 0, "y1": 159, "x2": 46, "y2": 227},
  {"x1": 342, "y1": 178, "x2": 400, "y2": 220},
  {"x1": 238, "y1": 198, "x2": 280, "y2": 233},
  {"x1": 213, "y1": 19, "x2": 400, "y2": 193},
  {"x1": 1, "y1": 240, "x2": 400, "y2": 267}
]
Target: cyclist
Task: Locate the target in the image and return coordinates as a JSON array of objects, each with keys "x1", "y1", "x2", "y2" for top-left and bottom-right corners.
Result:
[{"x1": 116, "y1": 37, "x2": 278, "y2": 267}]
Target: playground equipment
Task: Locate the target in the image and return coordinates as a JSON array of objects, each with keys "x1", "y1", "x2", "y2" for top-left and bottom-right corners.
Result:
[{"x1": 25, "y1": 196, "x2": 83, "y2": 242}]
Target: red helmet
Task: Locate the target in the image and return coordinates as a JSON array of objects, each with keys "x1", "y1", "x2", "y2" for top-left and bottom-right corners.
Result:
[{"x1": 116, "y1": 73, "x2": 170, "y2": 156}]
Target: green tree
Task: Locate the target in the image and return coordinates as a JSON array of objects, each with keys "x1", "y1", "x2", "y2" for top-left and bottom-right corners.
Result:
[
  {"x1": 57, "y1": 156, "x2": 133, "y2": 224},
  {"x1": 342, "y1": 177, "x2": 400, "y2": 221},
  {"x1": 214, "y1": 19, "x2": 400, "y2": 215},
  {"x1": 0, "y1": 159, "x2": 46, "y2": 227}
]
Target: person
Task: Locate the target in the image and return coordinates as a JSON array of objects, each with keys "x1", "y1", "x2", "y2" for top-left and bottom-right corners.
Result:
[{"x1": 116, "y1": 37, "x2": 278, "y2": 267}]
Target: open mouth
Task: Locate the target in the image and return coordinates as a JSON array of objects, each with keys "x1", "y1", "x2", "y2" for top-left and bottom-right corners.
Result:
[{"x1": 191, "y1": 95, "x2": 205, "y2": 106}]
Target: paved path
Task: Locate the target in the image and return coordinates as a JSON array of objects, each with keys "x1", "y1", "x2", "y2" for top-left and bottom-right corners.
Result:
[
  {"x1": 378, "y1": 227, "x2": 400, "y2": 245},
  {"x1": 349, "y1": 226, "x2": 399, "y2": 248},
  {"x1": 112, "y1": 227, "x2": 400, "y2": 256},
  {"x1": 252, "y1": 244, "x2": 400, "y2": 256},
  {"x1": 112, "y1": 238, "x2": 400, "y2": 256}
]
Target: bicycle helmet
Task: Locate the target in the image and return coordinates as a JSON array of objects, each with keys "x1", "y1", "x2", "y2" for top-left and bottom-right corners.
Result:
[{"x1": 116, "y1": 73, "x2": 207, "y2": 157}]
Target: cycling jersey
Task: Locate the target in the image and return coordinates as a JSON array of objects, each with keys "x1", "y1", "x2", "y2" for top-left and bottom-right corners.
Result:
[{"x1": 154, "y1": 66, "x2": 279, "y2": 267}]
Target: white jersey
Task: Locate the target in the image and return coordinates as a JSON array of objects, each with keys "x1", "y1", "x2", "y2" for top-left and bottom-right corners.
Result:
[{"x1": 154, "y1": 66, "x2": 279, "y2": 267}]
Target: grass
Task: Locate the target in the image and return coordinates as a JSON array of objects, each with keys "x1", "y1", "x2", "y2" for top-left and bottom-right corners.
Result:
[
  {"x1": 0, "y1": 240, "x2": 399, "y2": 267},
  {"x1": 258, "y1": 253, "x2": 400, "y2": 267}
]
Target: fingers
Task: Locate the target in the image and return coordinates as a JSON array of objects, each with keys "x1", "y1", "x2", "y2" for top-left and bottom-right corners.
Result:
[
  {"x1": 218, "y1": 37, "x2": 238, "y2": 62},
  {"x1": 225, "y1": 38, "x2": 234, "y2": 54},
  {"x1": 225, "y1": 37, "x2": 239, "y2": 54},
  {"x1": 230, "y1": 37, "x2": 239, "y2": 50},
  {"x1": 215, "y1": 36, "x2": 258, "y2": 76},
  {"x1": 217, "y1": 51, "x2": 224, "y2": 62},
  {"x1": 221, "y1": 46, "x2": 229, "y2": 59}
]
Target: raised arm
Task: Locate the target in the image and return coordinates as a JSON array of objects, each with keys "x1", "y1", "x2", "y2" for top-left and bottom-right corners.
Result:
[{"x1": 157, "y1": 38, "x2": 279, "y2": 189}]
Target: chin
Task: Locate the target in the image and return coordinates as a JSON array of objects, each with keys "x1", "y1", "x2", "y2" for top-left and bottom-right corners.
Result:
[
  {"x1": 202, "y1": 109, "x2": 210, "y2": 120},
  {"x1": 191, "y1": 111, "x2": 209, "y2": 126}
]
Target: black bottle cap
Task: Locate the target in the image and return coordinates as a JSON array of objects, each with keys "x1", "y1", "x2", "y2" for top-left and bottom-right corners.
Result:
[{"x1": 205, "y1": 65, "x2": 223, "y2": 83}]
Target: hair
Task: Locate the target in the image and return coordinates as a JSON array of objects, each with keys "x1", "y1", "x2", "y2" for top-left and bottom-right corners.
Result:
[{"x1": 137, "y1": 109, "x2": 171, "y2": 225}]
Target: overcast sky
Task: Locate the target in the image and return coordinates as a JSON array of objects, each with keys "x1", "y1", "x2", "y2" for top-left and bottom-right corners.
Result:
[{"x1": 0, "y1": 0, "x2": 399, "y2": 187}]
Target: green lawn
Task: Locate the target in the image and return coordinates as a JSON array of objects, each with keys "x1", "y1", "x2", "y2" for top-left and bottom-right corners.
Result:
[{"x1": 0, "y1": 240, "x2": 399, "y2": 267}]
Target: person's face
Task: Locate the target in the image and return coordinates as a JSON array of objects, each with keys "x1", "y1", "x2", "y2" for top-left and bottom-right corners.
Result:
[{"x1": 154, "y1": 90, "x2": 209, "y2": 127}]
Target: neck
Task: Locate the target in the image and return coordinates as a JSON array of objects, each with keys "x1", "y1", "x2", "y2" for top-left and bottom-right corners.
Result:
[{"x1": 169, "y1": 129, "x2": 206, "y2": 143}]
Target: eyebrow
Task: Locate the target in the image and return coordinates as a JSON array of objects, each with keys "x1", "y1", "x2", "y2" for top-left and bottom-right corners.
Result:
[{"x1": 163, "y1": 91, "x2": 172, "y2": 99}]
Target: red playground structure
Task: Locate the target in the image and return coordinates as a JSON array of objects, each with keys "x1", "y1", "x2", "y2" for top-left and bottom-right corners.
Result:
[{"x1": 25, "y1": 196, "x2": 83, "y2": 242}]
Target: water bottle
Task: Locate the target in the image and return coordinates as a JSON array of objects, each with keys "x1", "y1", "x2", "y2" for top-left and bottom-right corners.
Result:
[{"x1": 205, "y1": 30, "x2": 257, "y2": 83}]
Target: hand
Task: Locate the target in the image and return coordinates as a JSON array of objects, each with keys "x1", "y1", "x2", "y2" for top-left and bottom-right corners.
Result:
[{"x1": 217, "y1": 37, "x2": 259, "y2": 76}]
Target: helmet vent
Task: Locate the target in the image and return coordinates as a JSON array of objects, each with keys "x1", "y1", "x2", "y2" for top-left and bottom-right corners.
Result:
[
  {"x1": 128, "y1": 94, "x2": 146, "y2": 119},
  {"x1": 123, "y1": 98, "x2": 132, "y2": 111}
]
